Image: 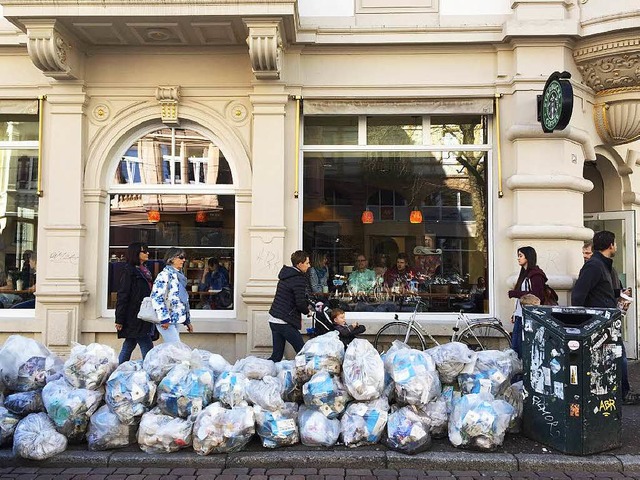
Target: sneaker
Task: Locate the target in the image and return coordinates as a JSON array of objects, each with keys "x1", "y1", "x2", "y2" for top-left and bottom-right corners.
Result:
[{"x1": 623, "y1": 392, "x2": 640, "y2": 405}]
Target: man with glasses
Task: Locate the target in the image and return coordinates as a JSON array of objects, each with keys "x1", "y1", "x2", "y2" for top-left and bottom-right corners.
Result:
[{"x1": 348, "y1": 254, "x2": 376, "y2": 294}]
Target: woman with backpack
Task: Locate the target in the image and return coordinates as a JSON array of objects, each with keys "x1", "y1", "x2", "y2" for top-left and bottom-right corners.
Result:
[{"x1": 508, "y1": 246, "x2": 549, "y2": 357}]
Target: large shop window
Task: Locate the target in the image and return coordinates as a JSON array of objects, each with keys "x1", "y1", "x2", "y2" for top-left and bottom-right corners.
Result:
[
  {"x1": 0, "y1": 115, "x2": 39, "y2": 310},
  {"x1": 108, "y1": 127, "x2": 235, "y2": 312},
  {"x1": 303, "y1": 114, "x2": 489, "y2": 314}
]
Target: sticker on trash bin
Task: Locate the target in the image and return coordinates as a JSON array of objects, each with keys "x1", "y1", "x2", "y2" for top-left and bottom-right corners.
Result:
[
  {"x1": 570, "y1": 365, "x2": 578, "y2": 385},
  {"x1": 565, "y1": 328, "x2": 581, "y2": 335},
  {"x1": 542, "y1": 366, "x2": 551, "y2": 386},
  {"x1": 550, "y1": 358, "x2": 562, "y2": 374},
  {"x1": 524, "y1": 320, "x2": 533, "y2": 332},
  {"x1": 554, "y1": 381, "x2": 564, "y2": 400},
  {"x1": 568, "y1": 340, "x2": 580, "y2": 351},
  {"x1": 570, "y1": 403, "x2": 580, "y2": 417}
]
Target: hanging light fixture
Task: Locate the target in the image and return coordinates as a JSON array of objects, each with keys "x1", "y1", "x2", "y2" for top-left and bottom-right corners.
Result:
[
  {"x1": 147, "y1": 210, "x2": 161, "y2": 223},
  {"x1": 409, "y1": 207, "x2": 423, "y2": 224},
  {"x1": 361, "y1": 209, "x2": 374, "y2": 224},
  {"x1": 195, "y1": 210, "x2": 208, "y2": 223}
]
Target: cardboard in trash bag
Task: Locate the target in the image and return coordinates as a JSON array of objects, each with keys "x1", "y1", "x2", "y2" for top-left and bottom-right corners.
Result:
[
  {"x1": 0, "y1": 335, "x2": 63, "y2": 392},
  {"x1": 340, "y1": 397, "x2": 389, "y2": 447},
  {"x1": 294, "y1": 331, "x2": 345, "y2": 382},
  {"x1": 157, "y1": 361, "x2": 214, "y2": 418},
  {"x1": 342, "y1": 339, "x2": 384, "y2": 401},
  {"x1": 254, "y1": 402, "x2": 299, "y2": 448},
  {"x1": 87, "y1": 404, "x2": 137, "y2": 451},
  {"x1": 137, "y1": 407, "x2": 193, "y2": 454},
  {"x1": 105, "y1": 360, "x2": 156, "y2": 425},
  {"x1": 213, "y1": 371, "x2": 248, "y2": 408},
  {"x1": 64, "y1": 343, "x2": 118, "y2": 390},
  {"x1": 193, "y1": 402, "x2": 255, "y2": 455},
  {"x1": 302, "y1": 370, "x2": 351, "y2": 419},
  {"x1": 13, "y1": 412, "x2": 68, "y2": 460},
  {"x1": 299, "y1": 405, "x2": 340, "y2": 447}
]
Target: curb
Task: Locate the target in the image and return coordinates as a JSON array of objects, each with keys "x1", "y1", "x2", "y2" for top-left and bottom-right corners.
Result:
[{"x1": 2, "y1": 449, "x2": 640, "y2": 472}]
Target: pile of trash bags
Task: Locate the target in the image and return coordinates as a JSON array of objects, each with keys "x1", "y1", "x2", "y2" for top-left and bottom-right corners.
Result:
[{"x1": 0, "y1": 332, "x2": 524, "y2": 460}]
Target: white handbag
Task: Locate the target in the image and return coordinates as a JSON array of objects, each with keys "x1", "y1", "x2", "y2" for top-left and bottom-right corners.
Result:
[{"x1": 137, "y1": 296, "x2": 161, "y2": 324}]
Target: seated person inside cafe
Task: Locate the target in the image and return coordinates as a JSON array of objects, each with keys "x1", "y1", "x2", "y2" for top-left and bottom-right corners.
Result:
[
  {"x1": 383, "y1": 253, "x2": 415, "y2": 291},
  {"x1": 331, "y1": 308, "x2": 366, "y2": 346},
  {"x1": 413, "y1": 246, "x2": 442, "y2": 281},
  {"x1": 198, "y1": 257, "x2": 231, "y2": 309},
  {"x1": 348, "y1": 254, "x2": 376, "y2": 294}
]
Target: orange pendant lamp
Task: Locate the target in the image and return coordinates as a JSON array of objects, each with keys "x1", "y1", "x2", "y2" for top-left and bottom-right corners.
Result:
[
  {"x1": 195, "y1": 210, "x2": 208, "y2": 223},
  {"x1": 409, "y1": 207, "x2": 423, "y2": 224},
  {"x1": 147, "y1": 210, "x2": 161, "y2": 223},
  {"x1": 361, "y1": 209, "x2": 374, "y2": 224}
]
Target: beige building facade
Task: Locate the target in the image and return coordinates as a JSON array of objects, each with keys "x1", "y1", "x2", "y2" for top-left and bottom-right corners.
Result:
[{"x1": 0, "y1": 0, "x2": 639, "y2": 360}]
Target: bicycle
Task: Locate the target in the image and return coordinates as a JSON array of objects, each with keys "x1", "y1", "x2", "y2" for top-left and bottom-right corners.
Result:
[{"x1": 373, "y1": 299, "x2": 511, "y2": 353}]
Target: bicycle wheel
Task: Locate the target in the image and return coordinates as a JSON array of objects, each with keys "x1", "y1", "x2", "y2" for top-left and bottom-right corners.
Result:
[
  {"x1": 456, "y1": 322, "x2": 511, "y2": 351},
  {"x1": 373, "y1": 322, "x2": 426, "y2": 353}
]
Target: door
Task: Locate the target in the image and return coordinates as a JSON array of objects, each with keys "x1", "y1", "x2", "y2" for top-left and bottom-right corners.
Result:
[{"x1": 584, "y1": 211, "x2": 637, "y2": 358}]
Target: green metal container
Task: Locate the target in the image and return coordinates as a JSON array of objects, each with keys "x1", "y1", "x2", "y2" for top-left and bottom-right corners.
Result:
[{"x1": 522, "y1": 306, "x2": 623, "y2": 455}]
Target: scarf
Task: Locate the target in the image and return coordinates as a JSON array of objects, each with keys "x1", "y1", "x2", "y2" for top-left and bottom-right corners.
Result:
[{"x1": 168, "y1": 265, "x2": 189, "y2": 307}]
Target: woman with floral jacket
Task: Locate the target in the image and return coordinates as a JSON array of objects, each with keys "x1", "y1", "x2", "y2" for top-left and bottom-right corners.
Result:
[{"x1": 151, "y1": 247, "x2": 194, "y2": 342}]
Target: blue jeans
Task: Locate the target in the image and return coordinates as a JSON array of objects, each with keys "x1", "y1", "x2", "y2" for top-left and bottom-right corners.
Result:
[
  {"x1": 268, "y1": 322, "x2": 304, "y2": 362},
  {"x1": 511, "y1": 315, "x2": 523, "y2": 359},
  {"x1": 622, "y1": 343, "x2": 630, "y2": 398},
  {"x1": 157, "y1": 323, "x2": 181, "y2": 343},
  {"x1": 118, "y1": 335, "x2": 154, "y2": 364}
]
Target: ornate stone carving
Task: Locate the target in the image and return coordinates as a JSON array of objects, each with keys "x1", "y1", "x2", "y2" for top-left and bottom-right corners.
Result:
[
  {"x1": 244, "y1": 20, "x2": 283, "y2": 80},
  {"x1": 594, "y1": 97, "x2": 640, "y2": 146},
  {"x1": 576, "y1": 53, "x2": 640, "y2": 92},
  {"x1": 25, "y1": 20, "x2": 82, "y2": 80},
  {"x1": 155, "y1": 85, "x2": 181, "y2": 124}
]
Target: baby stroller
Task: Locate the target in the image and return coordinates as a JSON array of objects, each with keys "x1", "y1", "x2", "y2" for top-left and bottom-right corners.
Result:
[{"x1": 310, "y1": 300, "x2": 334, "y2": 337}]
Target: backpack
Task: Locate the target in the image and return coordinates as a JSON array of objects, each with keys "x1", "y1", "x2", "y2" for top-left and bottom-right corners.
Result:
[{"x1": 542, "y1": 284, "x2": 559, "y2": 306}]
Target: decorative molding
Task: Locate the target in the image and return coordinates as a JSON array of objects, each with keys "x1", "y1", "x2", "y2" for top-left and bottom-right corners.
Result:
[
  {"x1": 505, "y1": 174, "x2": 593, "y2": 193},
  {"x1": 24, "y1": 20, "x2": 83, "y2": 80},
  {"x1": 506, "y1": 225, "x2": 594, "y2": 241},
  {"x1": 155, "y1": 85, "x2": 181, "y2": 125},
  {"x1": 576, "y1": 53, "x2": 640, "y2": 93},
  {"x1": 594, "y1": 99, "x2": 640, "y2": 146},
  {"x1": 506, "y1": 124, "x2": 596, "y2": 161},
  {"x1": 244, "y1": 19, "x2": 283, "y2": 80}
]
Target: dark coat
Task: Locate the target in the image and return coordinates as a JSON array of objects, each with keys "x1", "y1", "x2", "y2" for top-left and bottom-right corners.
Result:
[
  {"x1": 334, "y1": 323, "x2": 366, "y2": 347},
  {"x1": 508, "y1": 266, "x2": 547, "y2": 302},
  {"x1": 269, "y1": 266, "x2": 310, "y2": 329},
  {"x1": 572, "y1": 251, "x2": 619, "y2": 308},
  {"x1": 115, "y1": 263, "x2": 154, "y2": 339}
]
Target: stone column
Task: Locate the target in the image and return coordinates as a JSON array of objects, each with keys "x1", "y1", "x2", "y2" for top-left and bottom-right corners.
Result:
[
  {"x1": 37, "y1": 84, "x2": 89, "y2": 355},
  {"x1": 243, "y1": 85, "x2": 290, "y2": 355}
]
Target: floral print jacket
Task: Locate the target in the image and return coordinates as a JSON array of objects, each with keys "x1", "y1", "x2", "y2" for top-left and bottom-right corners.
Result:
[{"x1": 151, "y1": 266, "x2": 191, "y2": 325}]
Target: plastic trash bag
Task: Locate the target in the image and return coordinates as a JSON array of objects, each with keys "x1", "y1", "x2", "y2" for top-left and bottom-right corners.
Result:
[
  {"x1": 294, "y1": 331, "x2": 345, "y2": 382},
  {"x1": 340, "y1": 397, "x2": 389, "y2": 447},
  {"x1": 157, "y1": 355, "x2": 214, "y2": 418},
  {"x1": 87, "y1": 404, "x2": 137, "y2": 451},
  {"x1": 276, "y1": 360, "x2": 301, "y2": 403},
  {"x1": 137, "y1": 407, "x2": 193, "y2": 454},
  {"x1": 385, "y1": 404, "x2": 433, "y2": 454},
  {"x1": 246, "y1": 376, "x2": 284, "y2": 411},
  {"x1": 207, "y1": 353, "x2": 231, "y2": 377},
  {"x1": 13, "y1": 412, "x2": 67, "y2": 460},
  {"x1": 390, "y1": 348, "x2": 441, "y2": 405},
  {"x1": 64, "y1": 343, "x2": 118, "y2": 390},
  {"x1": 499, "y1": 381, "x2": 524, "y2": 433},
  {"x1": 426, "y1": 342, "x2": 476, "y2": 384},
  {"x1": 299, "y1": 405, "x2": 340, "y2": 447},
  {"x1": 4, "y1": 389, "x2": 44, "y2": 416},
  {"x1": 142, "y1": 342, "x2": 192, "y2": 383},
  {"x1": 302, "y1": 370, "x2": 352, "y2": 419},
  {"x1": 423, "y1": 397, "x2": 449, "y2": 438},
  {"x1": 448, "y1": 392, "x2": 514, "y2": 451},
  {"x1": 458, "y1": 350, "x2": 520, "y2": 397},
  {"x1": 342, "y1": 339, "x2": 384, "y2": 401},
  {"x1": 381, "y1": 341, "x2": 410, "y2": 400},
  {"x1": 192, "y1": 402, "x2": 255, "y2": 455},
  {"x1": 105, "y1": 360, "x2": 156, "y2": 425},
  {"x1": 0, "y1": 405, "x2": 20, "y2": 446},
  {"x1": 0, "y1": 335, "x2": 63, "y2": 392},
  {"x1": 42, "y1": 377, "x2": 103, "y2": 442},
  {"x1": 213, "y1": 371, "x2": 248, "y2": 408},
  {"x1": 441, "y1": 385, "x2": 463, "y2": 415},
  {"x1": 254, "y1": 402, "x2": 299, "y2": 448},
  {"x1": 232, "y1": 356, "x2": 276, "y2": 379}
]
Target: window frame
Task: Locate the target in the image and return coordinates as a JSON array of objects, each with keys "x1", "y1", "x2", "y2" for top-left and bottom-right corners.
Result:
[{"x1": 299, "y1": 113, "x2": 495, "y2": 323}]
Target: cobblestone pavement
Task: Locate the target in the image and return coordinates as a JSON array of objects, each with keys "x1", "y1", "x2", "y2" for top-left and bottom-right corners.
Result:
[{"x1": 3, "y1": 467, "x2": 640, "y2": 480}]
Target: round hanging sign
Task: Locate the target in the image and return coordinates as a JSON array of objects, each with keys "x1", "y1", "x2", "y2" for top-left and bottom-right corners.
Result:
[{"x1": 540, "y1": 71, "x2": 574, "y2": 133}]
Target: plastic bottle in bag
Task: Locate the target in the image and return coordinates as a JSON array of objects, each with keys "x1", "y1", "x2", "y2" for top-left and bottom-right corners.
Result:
[
  {"x1": 213, "y1": 371, "x2": 248, "y2": 408},
  {"x1": 137, "y1": 407, "x2": 193, "y2": 454},
  {"x1": 385, "y1": 404, "x2": 433, "y2": 454},
  {"x1": 4, "y1": 389, "x2": 44, "y2": 416},
  {"x1": 294, "y1": 331, "x2": 345, "y2": 382},
  {"x1": 0, "y1": 335, "x2": 63, "y2": 392},
  {"x1": 105, "y1": 360, "x2": 157, "y2": 425},
  {"x1": 64, "y1": 343, "x2": 118, "y2": 390},
  {"x1": 390, "y1": 348, "x2": 441, "y2": 405},
  {"x1": 87, "y1": 404, "x2": 137, "y2": 451},
  {"x1": 342, "y1": 339, "x2": 384, "y2": 401},
  {"x1": 193, "y1": 402, "x2": 255, "y2": 455},
  {"x1": 232, "y1": 356, "x2": 276, "y2": 379},
  {"x1": 340, "y1": 397, "x2": 389, "y2": 447},
  {"x1": 426, "y1": 342, "x2": 476, "y2": 384},
  {"x1": 13, "y1": 412, "x2": 67, "y2": 460},
  {"x1": 302, "y1": 370, "x2": 352, "y2": 419},
  {"x1": 254, "y1": 402, "x2": 299, "y2": 448},
  {"x1": 142, "y1": 342, "x2": 192, "y2": 383},
  {"x1": 458, "y1": 350, "x2": 520, "y2": 397},
  {"x1": 298, "y1": 405, "x2": 340, "y2": 447},
  {"x1": 0, "y1": 404, "x2": 20, "y2": 446}
]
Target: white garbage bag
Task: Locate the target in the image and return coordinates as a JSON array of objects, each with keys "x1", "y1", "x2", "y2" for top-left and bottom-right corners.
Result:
[
  {"x1": 64, "y1": 343, "x2": 118, "y2": 390},
  {"x1": 87, "y1": 404, "x2": 137, "y2": 451},
  {"x1": 458, "y1": 349, "x2": 520, "y2": 396},
  {"x1": 0, "y1": 335, "x2": 63, "y2": 392},
  {"x1": 498, "y1": 381, "x2": 524, "y2": 433},
  {"x1": 13, "y1": 412, "x2": 67, "y2": 460},
  {"x1": 245, "y1": 376, "x2": 284, "y2": 411},
  {"x1": 213, "y1": 371, "x2": 248, "y2": 408},
  {"x1": 276, "y1": 360, "x2": 301, "y2": 403},
  {"x1": 232, "y1": 356, "x2": 276, "y2": 379},
  {"x1": 105, "y1": 360, "x2": 157, "y2": 425},
  {"x1": 207, "y1": 353, "x2": 231, "y2": 377},
  {"x1": 42, "y1": 377, "x2": 103, "y2": 442},
  {"x1": 193, "y1": 402, "x2": 255, "y2": 455},
  {"x1": 448, "y1": 392, "x2": 514, "y2": 451},
  {"x1": 0, "y1": 405, "x2": 20, "y2": 446},
  {"x1": 340, "y1": 397, "x2": 389, "y2": 447},
  {"x1": 137, "y1": 407, "x2": 193, "y2": 454},
  {"x1": 302, "y1": 370, "x2": 352, "y2": 419},
  {"x1": 142, "y1": 342, "x2": 192, "y2": 383},
  {"x1": 254, "y1": 402, "x2": 299, "y2": 448},
  {"x1": 426, "y1": 342, "x2": 476, "y2": 384},
  {"x1": 4, "y1": 389, "x2": 44, "y2": 416},
  {"x1": 157, "y1": 353, "x2": 214, "y2": 418},
  {"x1": 385, "y1": 404, "x2": 433, "y2": 454},
  {"x1": 342, "y1": 339, "x2": 384, "y2": 401},
  {"x1": 298, "y1": 406, "x2": 340, "y2": 447},
  {"x1": 390, "y1": 348, "x2": 441, "y2": 405},
  {"x1": 294, "y1": 331, "x2": 345, "y2": 382},
  {"x1": 423, "y1": 397, "x2": 449, "y2": 438}
]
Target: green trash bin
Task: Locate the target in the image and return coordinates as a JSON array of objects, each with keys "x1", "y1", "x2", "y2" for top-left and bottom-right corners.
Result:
[{"x1": 521, "y1": 305, "x2": 623, "y2": 455}]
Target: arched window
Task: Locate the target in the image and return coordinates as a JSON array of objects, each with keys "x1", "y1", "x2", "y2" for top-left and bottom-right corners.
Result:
[{"x1": 108, "y1": 127, "x2": 235, "y2": 314}]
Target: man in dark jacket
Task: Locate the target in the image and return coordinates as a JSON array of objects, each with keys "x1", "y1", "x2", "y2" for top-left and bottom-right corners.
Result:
[
  {"x1": 572, "y1": 231, "x2": 639, "y2": 404},
  {"x1": 268, "y1": 250, "x2": 311, "y2": 362}
]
